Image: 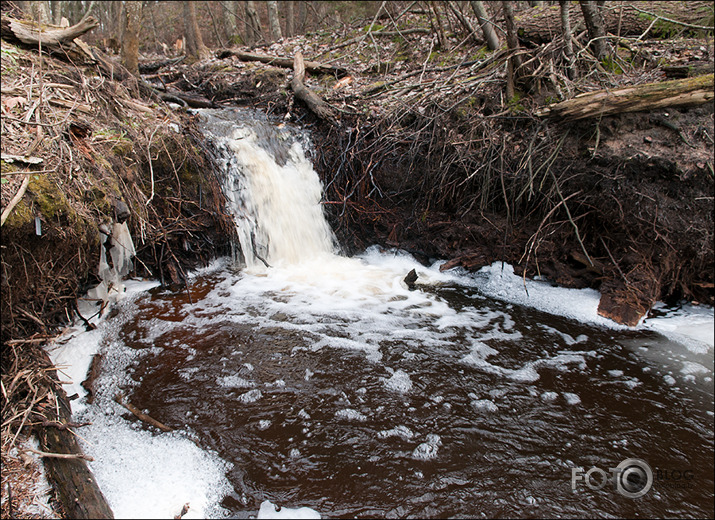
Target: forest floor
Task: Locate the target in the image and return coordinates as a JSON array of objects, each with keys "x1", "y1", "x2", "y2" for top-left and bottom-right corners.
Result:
[{"x1": 1, "y1": 6, "x2": 714, "y2": 518}]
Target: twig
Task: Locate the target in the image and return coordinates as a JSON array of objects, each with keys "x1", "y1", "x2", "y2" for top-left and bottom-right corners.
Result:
[
  {"x1": 24, "y1": 447, "x2": 94, "y2": 461},
  {"x1": 1, "y1": 174, "x2": 30, "y2": 226},
  {"x1": 145, "y1": 125, "x2": 160, "y2": 206},
  {"x1": 629, "y1": 5, "x2": 714, "y2": 31},
  {"x1": 114, "y1": 392, "x2": 172, "y2": 432}
]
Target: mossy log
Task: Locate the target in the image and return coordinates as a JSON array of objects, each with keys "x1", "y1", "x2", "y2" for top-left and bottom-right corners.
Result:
[
  {"x1": 36, "y1": 351, "x2": 113, "y2": 519},
  {"x1": 537, "y1": 74, "x2": 714, "y2": 120},
  {"x1": 516, "y1": 1, "x2": 714, "y2": 44}
]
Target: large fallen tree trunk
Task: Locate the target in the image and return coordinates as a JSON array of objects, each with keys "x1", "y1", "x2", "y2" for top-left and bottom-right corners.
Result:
[
  {"x1": 537, "y1": 74, "x2": 714, "y2": 120},
  {"x1": 35, "y1": 352, "x2": 114, "y2": 518},
  {"x1": 290, "y1": 51, "x2": 335, "y2": 121},
  {"x1": 516, "y1": 1, "x2": 714, "y2": 44},
  {"x1": 1, "y1": 14, "x2": 98, "y2": 63},
  {"x1": 217, "y1": 49, "x2": 349, "y2": 78}
]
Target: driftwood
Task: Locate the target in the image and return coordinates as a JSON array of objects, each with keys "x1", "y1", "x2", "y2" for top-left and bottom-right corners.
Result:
[
  {"x1": 290, "y1": 51, "x2": 335, "y2": 121},
  {"x1": 537, "y1": 74, "x2": 714, "y2": 120},
  {"x1": 515, "y1": 1, "x2": 714, "y2": 44},
  {"x1": 35, "y1": 351, "x2": 114, "y2": 519},
  {"x1": 217, "y1": 49, "x2": 348, "y2": 78},
  {"x1": 1, "y1": 14, "x2": 98, "y2": 63}
]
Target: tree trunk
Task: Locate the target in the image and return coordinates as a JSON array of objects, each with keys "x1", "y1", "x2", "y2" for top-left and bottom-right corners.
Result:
[
  {"x1": 579, "y1": 1, "x2": 610, "y2": 60},
  {"x1": 447, "y1": 1, "x2": 479, "y2": 42},
  {"x1": 429, "y1": 1, "x2": 450, "y2": 51},
  {"x1": 35, "y1": 351, "x2": 114, "y2": 519},
  {"x1": 284, "y1": 1, "x2": 294, "y2": 37},
  {"x1": 502, "y1": 1, "x2": 522, "y2": 74},
  {"x1": 244, "y1": 0, "x2": 263, "y2": 45},
  {"x1": 470, "y1": 1, "x2": 500, "y2": 51},
  {"x1": 537, "y1": 74, "x2": 714, "y2": 120},
  {"x1": 266, "y1": 0, "x2": 282, "y2": 41},
  {"x1": 297, "y1": 1, "x2": 307, "y2": 34},
  {"x1": 516, "y1": 1, "x2": 714, "y2": 45},
  {"x1": 121, "y1": 1, "x2": 141, "y2": 75},
  {"x1": 223, "y1": 0, "x2": 237, "y2": 42},
  {"x1": 183, "y1": 1, "x2": 210, "y2": 60},
  {"x1": 559, "y1": 0, "x2": 574, "y2": 78}
]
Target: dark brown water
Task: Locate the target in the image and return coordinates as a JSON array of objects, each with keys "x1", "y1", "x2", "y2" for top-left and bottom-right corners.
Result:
[
  {"x1": 99, "y1": 259, "x2": 714, "y2": 519},
  {"x1": 70, "y1": 109, "x2": 712, "y2": 518}
]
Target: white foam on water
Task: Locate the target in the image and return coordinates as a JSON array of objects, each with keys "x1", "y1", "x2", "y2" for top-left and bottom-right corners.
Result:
[
  {"x1": 335, "y1": 408, "x2": 368, "y2": 422},
  {"x1": 79, "y1": 409, "x2": 232, "y2": 519},
  {"x1": 643, "y1": 303, "x2": 714, "y2": 352},
  {"x1": 464, "y1": 262, "x2": 627, "y2": 329},
  {"x1": 382, "y1": 369, "x2": 413, "y2": 393},
  {"x1": 257, "y1": 500, "x2": 321, "y2": 519},
  {"x1": 471, "y1": 399, "x2": 499, "y2": 412},
  {"x1": 378, "y1": 425, "x2": 415, "y2": 440},
  {"x1": 563, "y1": 392, "x2": 581, "y2": 405},
  {"x1": 238, "y1": 389, "x2": 263, "y2": 403},
  {"x1": 219, "y1": 375, "x2": 256, "y2": 388},
  {"x1": 45, "y1": 283, "x2": 233, "y2": 520},
  {"x1": 411, "y1": 434, "x2": 442, "y2": 460}
]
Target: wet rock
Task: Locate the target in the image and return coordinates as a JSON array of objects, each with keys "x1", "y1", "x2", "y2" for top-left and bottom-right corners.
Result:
[
  {"x1": 113, "y1": 199, "x2": 131, "y2": 223},
  {"x1": 403, "y1": 269, "x2": 418, "y2": 289}
]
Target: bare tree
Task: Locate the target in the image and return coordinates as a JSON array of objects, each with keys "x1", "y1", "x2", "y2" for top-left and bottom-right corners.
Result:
[
  {"x1": 579, "y1": 0, "x2": 611, "y2": 60},
  {"x1": 285, "y1": 1, "x2": 294, "y2": 38},
  {"x1": 470, "y1": 1, "x2": 500, "y2": 51},
  {"x1": 502, "y1": 1, "x2": 521, "y2": 99},
  {"x1": 560, "y1": 0, "x2": 575, "y2": 78},
  {"x1": 121, "y1": 1, "x2": 142, "y2": 75},
  {"x1": 297, "y1": 1, "x2": 307, "y2": 34},
  {"x1": 266, "y1": 1, "x2": 282, "y2": 41},
  {"x1": 244, "y1": 1, "x2": 263, "y2": 45},
  {"x1": 184, "y1": 1, "x2": 210, "y2": 60}
]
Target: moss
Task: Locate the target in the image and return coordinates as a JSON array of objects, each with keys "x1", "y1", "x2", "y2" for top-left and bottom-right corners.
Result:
[
  {"x1": 3, "y1": 198, "x2": 33, "y2": 228},
  {"x1": 28, "y1": 174, "x2": 77, "y2": 221},
  {"x1": 1, "y1": 160, "x2": 21, "y2": 175},
  {"x1": 111, "y1": 139, "x2": 134, "y2": 156}
]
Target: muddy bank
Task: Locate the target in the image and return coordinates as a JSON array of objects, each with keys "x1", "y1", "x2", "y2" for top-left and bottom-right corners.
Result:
[{"x1": 313, "y1": 103, "x2": 713, "y2": 326}]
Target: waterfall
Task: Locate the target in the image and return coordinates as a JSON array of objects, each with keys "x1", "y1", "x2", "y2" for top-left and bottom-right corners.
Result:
[{"x1": 199, "y1": 109, "x2": 337, "y2": 269}]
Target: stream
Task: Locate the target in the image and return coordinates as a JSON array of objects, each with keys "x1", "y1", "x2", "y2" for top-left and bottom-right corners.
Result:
[{"x1": 48, "y1": 109, "x2": 714, "y2": 519}]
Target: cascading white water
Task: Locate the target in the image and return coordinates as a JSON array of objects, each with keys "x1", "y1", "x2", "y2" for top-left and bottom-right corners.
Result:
[{"x1": 201, "y1": 109, "x2": 336, "y2": 269}]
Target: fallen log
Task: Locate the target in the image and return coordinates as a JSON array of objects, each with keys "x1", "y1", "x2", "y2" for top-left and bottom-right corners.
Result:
[
  {"x1": 537, "y1": 74, "x2": 714, "y2": 120},
  {"x1": 138, "y1": 56, "x2": 185, "y2": 74},
  {"x1": 2, "y1": 15, "x2": 98, "y2": 46},
  {"x1": 160, "y1": 88, "x2": 216, "y2": 108},
  {"x1": 515, "y1": 1, "x2": 714, "y2": 44},
  {"x1": 217, "y1": 49, "x2": 349, "y2": 78},
  {"x1": 290, "y1": 51, "x2": 335, "y2": 121},
  {"x1": 1, "y1": 14, "x2": 98, "y2": 63},
  {"x1": 35, "y1": 351, "x2": 114, "y2": 519}
]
